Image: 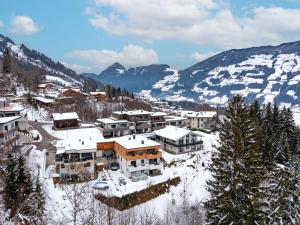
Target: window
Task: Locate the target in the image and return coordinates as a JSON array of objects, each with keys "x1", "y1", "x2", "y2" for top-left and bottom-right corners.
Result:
[
  {"x1": 61, "y1": 164, "x2": 65, "y2": 168},
  {"x1": 141, "y1": 159, "x2": 145, "y2": 165},
  {"x1": 131, "y1": 161, "x2": 136, "y2": 167},
  {"x1": 70, "y1": 165, "x2": 75, "y2": 170},
  {"x1": 4, "y1": 125, "x2": 8, "y2": 131},
  {"x1": 84, "y1": 163, "x2": 91, "y2": 167}
]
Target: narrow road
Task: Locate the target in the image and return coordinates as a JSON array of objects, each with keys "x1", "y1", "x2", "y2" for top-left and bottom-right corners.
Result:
[{"x1": 28, "y1": 121, "x2": 58, "y2": 151}]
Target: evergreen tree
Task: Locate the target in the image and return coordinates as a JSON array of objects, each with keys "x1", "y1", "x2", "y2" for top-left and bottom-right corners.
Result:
[
  {"x1": 3, "y1": 154, "x2": 18, "y2": 216},
  {"x1": 205, "y1": 95, "x2": 267, "y2": 224},
  {"x1": 2, "y1": 47, "x2": 12, "y2": 74}
]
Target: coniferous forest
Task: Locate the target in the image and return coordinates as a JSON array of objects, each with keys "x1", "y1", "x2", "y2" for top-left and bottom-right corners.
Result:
[{"x1": 205, "y1": 95, "x2": 300, "y2": 225}]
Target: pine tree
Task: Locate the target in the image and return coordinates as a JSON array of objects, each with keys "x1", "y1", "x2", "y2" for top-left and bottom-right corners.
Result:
[
  {"x1": 267, "y1": 161, "x2": 300, "y2": 225},
  {"x1": 3, "y1": 154, "x2": 18, "y2": 217},
  {"x1": 2, "y1": 47, "x2": 12, "y2": 74},
  {"x1": 205, "y1": 95, "x2": 267, "y2": 224},
  {"x1": 16, "y1": 155, "x2": 33, "y2": 216}
]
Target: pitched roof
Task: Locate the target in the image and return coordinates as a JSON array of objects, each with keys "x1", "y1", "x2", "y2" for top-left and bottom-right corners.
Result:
[
  {"x1": 52, "y1": 112, "x2": 79, "y2": 121},
  {"x1": 0, "y1": 116, "x2": 21, "y2": 124}
]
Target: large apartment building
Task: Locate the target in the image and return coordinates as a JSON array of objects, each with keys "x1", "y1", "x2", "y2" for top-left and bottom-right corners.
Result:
[
  {"x1": 97, "y1": 135, "x2": 163, "y2": 181},
  {"x1": 154, "y1": 126, "x2": 203, "y2": 154}
]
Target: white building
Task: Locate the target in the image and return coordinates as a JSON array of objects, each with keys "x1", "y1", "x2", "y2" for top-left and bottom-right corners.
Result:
[
  {"x1": 181, "y1": 111, "x2": 217, "y2": 130},
  {"x1": 164, "y1": 115, "x2": 188, "y2": 128},
  {"x1": 54, "y1": 138, "x2": 98, "y2": 181},
  {"x1": 0, "y1": 116, "x2": 21, "y2": 147},
  {"x1": 154, "y1": 126, "x2": 203, "y2": 154}
]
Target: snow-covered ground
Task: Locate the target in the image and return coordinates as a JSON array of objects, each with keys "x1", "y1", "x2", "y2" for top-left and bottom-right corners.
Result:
[{"x1": 29, "y1": 127, "x2": 218, "y2": 223}]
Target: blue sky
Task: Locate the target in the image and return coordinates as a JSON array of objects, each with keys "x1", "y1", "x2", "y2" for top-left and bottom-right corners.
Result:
[{"x1": 0, "y1": 0, "x2": 300, "y2": 73}]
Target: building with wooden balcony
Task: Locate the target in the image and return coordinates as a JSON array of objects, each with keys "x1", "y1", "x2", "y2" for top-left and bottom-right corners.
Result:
[
  {"x1": 96, "y1": 118, "x2": 135, "y2": 138},
  {"x1": 62, "y1": 88, "x2": 87, "y2": 98},
  {"x1": 154, "y1": 126, "x2": 203, "y2": 154},
  {"x1": 97, "y1": 135, "x2": 163, "y2": 179},
  {"x1": 0, "y1": 116, "x2": 21, "y2": 147},
  {"x1": 89, "y1": 91, "x2": 107, "y2": 102}
]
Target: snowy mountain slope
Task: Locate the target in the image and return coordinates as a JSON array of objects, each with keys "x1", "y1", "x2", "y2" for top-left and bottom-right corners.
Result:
[
  {"x1": 95, "y1": 41, "x2": 300, "y2": 107},
  {"x1": 0, "y1": 34, "x2": 81, "y2": 85}
]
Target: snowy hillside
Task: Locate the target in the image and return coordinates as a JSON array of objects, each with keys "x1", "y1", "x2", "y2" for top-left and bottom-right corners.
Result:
[
  {"x1": 93, "y1": 41, "x2": 300, "y2": 107},
  {"x1": 0, "y1": 34, "x2": 81, "y2": 86}
]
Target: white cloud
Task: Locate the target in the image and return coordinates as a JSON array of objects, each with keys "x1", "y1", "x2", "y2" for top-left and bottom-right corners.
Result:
[
  {"x1": 0, "y1": 20, "x2": 4, "y2": 27},
  {"x1": 192, "y1": 51, "x2": 218, "y2": 61},
  {"x1": 10, "y1": 16, "x2": 39, "y2": 35},
  {"x1": 61, "y1": 61, "x2": 92, "y2": 74},
  {"x1": 87, "y1": 1, "x2": 300, "y2": 48},
  {"x1": 64, "y1": 44, "x2": 159, "y2": 72}
]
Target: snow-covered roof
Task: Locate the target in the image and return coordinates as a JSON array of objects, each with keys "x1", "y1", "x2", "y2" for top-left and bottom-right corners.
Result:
[
  {"x1": 33, "y1": 96, "x2": 55, "y2": 104},
  {"x1": 114, "y1": 135, "x2": 160, "y2": 150},
  {"x1": 151, "y1": 112, "x2": 167, "y2": 117},
  {"x1": 90, "y1": 92, "x2": 106, "y2": 95},
  {"x1": 154, "y1": 126, "x2": 191, "y2": 141},
  {"x1": 52, "y1": 112, "x2": 79, "y2": 121},
  {"x1": 0, "y1": 116, "x2": 21, "y2": 124},
  {"x1": 97, "y1": 118, "x2": 130, "y2": 124},
  {"x1": 0, "y1": 104, "x2": 24, "y2": 112},
  {"x1": 164, "y1": 115, "x2": 187, "y2": 122},
  {"x1": 113, "y1": 110, "x2": 152, "y2": 116},
  {"x1": 38, "y1": 84, "x2": 47, "y2": 88},
  {"x1": 181, "y1": 111, "x2": 217, "y2": 118}
]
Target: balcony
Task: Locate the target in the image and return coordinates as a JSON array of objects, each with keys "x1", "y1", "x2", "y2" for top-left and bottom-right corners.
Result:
[
  {"x1": 56, "y1": 156, "x2": 94, "y2": 163},
  {"x1": 164, "y1": 140, "x2": 203, "y2": 148}
]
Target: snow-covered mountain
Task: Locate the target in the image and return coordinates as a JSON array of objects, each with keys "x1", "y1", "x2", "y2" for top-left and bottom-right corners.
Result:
[
  {"x1": 94, "y1": 41, "x2": 300, "y2": 107},
  {"x1": 0, "y1": 34, "x2": 81, "y2": 85}
]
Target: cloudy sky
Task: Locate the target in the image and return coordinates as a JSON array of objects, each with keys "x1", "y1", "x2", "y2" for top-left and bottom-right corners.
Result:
[{"x1": 1, "y1": 0, "x2": 300, "y2": 73}]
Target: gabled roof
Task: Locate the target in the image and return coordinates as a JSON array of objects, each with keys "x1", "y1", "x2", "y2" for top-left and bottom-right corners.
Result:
[
  {"x1": 154, "y1": 126, "x2": 191, "y2": 141},
  {"x1": 52, "y1": 112, "x2": 79, "y2": 121},
  {"x1": 33, "y1": 96, "x2": 55, "y2": 104},
  {"x1": 114, "y1": 135, "x2": 160, "y2": 150}
]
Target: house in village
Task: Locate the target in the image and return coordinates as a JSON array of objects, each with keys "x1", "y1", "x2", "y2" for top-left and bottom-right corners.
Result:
[
  {"x1": 54, "y1": 138, "x2": 98, "y2": 181},
  {"x1": 96, "y1": 118, "x2": 136, "y2": 138},
  {"x1": 153, "y1": 126, "x2": 203, "y2": 154},
  {"x1": 164, "y1": 115, "x2": 188, "y2": 127},
  {"x1": 38, "y1": 83, "x2": 54, "y2": 93},
  {"x1": 150, "y1": 112, "x2": 167, "y2": 131},
  {"x1": 62, "y1": 88, "x2": 87, "y2": 98},
  {"x1": 52, "y1": 112, "x2": 80, "y2": 130},
  {"x1": 112, "y1": 110, "x2": 152, "y2": 134},
  {"x1": 0, "y1": 98, "x2": 28, "y2": 131},
  {"x1": 182, "y1": 111, "x2": 217, "y2": 130},
  {"x1": 32, "y1": 96, "x2": 55, "y2": 108},
  {"x1": 97, "y1": 135, "x2": 164, "y2": 181},
  {"x1": 0, "y1": 116, "x2": 21, "y2": 147},
  {"x1": 89, "y1": 92, "x2": 107, "y2": 102}
]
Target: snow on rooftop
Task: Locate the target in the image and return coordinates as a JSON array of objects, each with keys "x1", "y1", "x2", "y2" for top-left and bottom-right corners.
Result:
[
  {"x1": 113, "y1": 110, "x2": 152, "y2": 115},
  {"x1": 113, "y1": 135, "x2": 160, "y2": 150},
  {"x1": 90, "y1": 92, "x2": 106, "y2": 95},
  {"x1": 52, "y1": 112, "x2": 79, "y2": 121},
  {"x1": 151, "y1": 112, "x2": 167, "y2": 117},
  {"x1": 181, "y1": 110, "x2": 217, "y2": 118},
  {"x1": 33, "y1": 96, "x2": 55, "y2": 104},
  {"x1": 97, "y1": 118, "x2": 130, "y2": 124},
  {"x1": 0, "y1": 116, "x2": 21, "y2": 124},
  {"x1": 164, "y1": 115, "x2": 187, "y2": 121},
  {"x1": 154, "y1": 126, "x2": 191, "y2": 141}
]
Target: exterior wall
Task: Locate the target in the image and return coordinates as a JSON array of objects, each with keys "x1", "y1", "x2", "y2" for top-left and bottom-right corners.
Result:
[
  {"x1": 53, "y1": 119, "x2": 79, "y2": 129},
  {"x1": 91, "y1": 94, "x2": 107, "y2": 101},
  {"x1": 189, "y1": 117, "x2": 215, "y2": 130},
  {"x1": 55, "y1": 152, "x2": 96, "y2": 180},
  {"x1": 0, "y1": 120, "x2": 19, "y2": 147}
]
